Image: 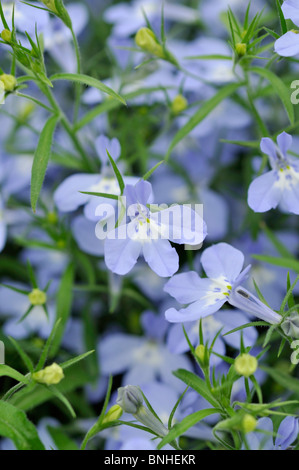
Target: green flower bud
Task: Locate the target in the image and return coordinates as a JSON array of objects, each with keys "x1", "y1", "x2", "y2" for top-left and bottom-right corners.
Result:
[
  {"x1": 1, "y1": 29, "x2": 12, "y2": 42},
  {"x1": 236, "y1": 43, "x2": 247, "y2": 57},
  {"x1": 195, "y1": 344, "x2": 209, "y2": 366},
  {"x1": 117, "y1": 385, "x2": 143, "y2": 414},
  {"x1": 102, "y1": 405, "x2": 123, "y2": 424},
  {"x1": 242, "y1": 414, "x2": 257, "y2": 433},
  {"x1": 28, "y1": 288, "x2": 47, "y2": 306},
  {"x1": 281, "y1": 312, "x2": 299, "y2": 339},
  {"x1": 234, "y1": 353, "x2": 257, "y2": 377},
  {"x1": 0, "y1": 74, "x2": 17, "y2": 92},
  {"x1": 172, "y1": 94, "x2": 188, "y2": 114},
  {"x1": 32, "y1": 363, "x2": 64, "y2": 385},
  {"x1": 41, "y1": 0, "x2": 58, "y2": 13},
  {"x1": 135, "y1": 27, "x2": 164, "y2": 58}
]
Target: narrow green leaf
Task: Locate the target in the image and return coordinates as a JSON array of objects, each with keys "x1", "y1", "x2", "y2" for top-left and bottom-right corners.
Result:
[
  {"x1": 0, "y1": 365, "x2": 29, "y2": 384},
  {"x1": 60, "y1": 350, "x2": 95, "y2": 370},
  {"x1": 79, "y1": 190, "x2": 119, "y2": 200},
  {"x1": 9, "y1": 337, "x2": 34, "y2": 373},
  {"x1": 276, "y1": 0, "x2": 287, "y2": 34},
  {"x1": 50, "y1": 263, "x2": 74, "y2": 357},
  {"x1": 252, "y1": 255, "x2": 299, "y2": 273},
  {"x1": 166, "y1": 82, "x2": 241, "y2": 160},
  {"x1": 157, "y1": 409, "x2": 219, "y2": 449},
  {"x1": 173, "y1": 369, "x2": 219, "y2": 408},
  {"x1": 31, "y1": 114, "x2": 59, "y2": 212},
  {"x1": 50, "y1": 73, "x2": 126, "y2": 106},
  {"x1": 107, "y1": 151, "x2": 125, "y2": 194},
  {"x1": 261, "y1": 366, "x2": 299, "y2": 395},
  {"x1": 0, "y1": 401, "x2": 45, "y2": 450},
  {"x1": 143, "y1": 160, "x2": 164, "y2": 181},
  {"x1": 250, "y1": 66, "x2": 294, "y2": 125}
]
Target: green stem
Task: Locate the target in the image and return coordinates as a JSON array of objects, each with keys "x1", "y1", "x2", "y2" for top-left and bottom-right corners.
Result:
[{"x1": 71, "y1": 26, "x2": 82, "y2": 123}]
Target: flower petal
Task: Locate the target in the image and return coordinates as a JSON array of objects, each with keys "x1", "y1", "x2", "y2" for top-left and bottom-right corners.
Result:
[
  {"x1": 201, "y1": 243, "x2": 244, "y2": 282},
  {"x1": 248, "y1": 170, "x2": 282, "y2": 213}
]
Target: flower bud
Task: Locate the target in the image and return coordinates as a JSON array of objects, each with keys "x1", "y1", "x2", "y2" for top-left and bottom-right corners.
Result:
[
  {"x1": 234, "y1": 353, "x2": 257, "y2": 377},
  {"x1": 242, "y1": 414, "x2": 257, "y2": 433},
  {"x1": 281, "y1": 312, "x2": 299, "y2": 339},
  {"x1": 0, "y1": 74, "x2": 17, "y2": 92},
  {"x1": 41, "y1": 0, "x2": 58, "y2": 13},
  {"x1": 135, "y1": 27, "x2": 164, "y2": 58},
  {"x1": 172, "y1": 94, "x2": 188, "y2": 114},
  {"x1": 28, "y1": 288, "x2": 47, "y2": 306},
  {"x1": 47, "y1": 211, "x2": 58, "y2": 224},
  {"x1": 116, "y1": 385, "x2": 143, "y2": 414},
  {"x1": 32, "y1": 363, "x2": 64, "y2": 385},
  {"x1": 236, "y1": 43, "x2": 247, "y2": 57},
  {"x1": 102, "y1": 405, "x2": 123, "y2": 424},
  {"x1": 1, "y1": 29, "x2": 11, "y2": 42},
  {"x1": 195, "y1": 344, "x2": 209, "y2": 366}
]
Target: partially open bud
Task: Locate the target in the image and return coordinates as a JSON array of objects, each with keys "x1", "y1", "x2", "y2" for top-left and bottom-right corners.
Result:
[
  {"x1": 135, "y1": 28, "x2": 164, "y2": 58},
  {"x1": 102, "y1": 404, "x2": 123, "y2": 424},
  {"x1": 1, "y1": 29, "x2": 11, "y2": 42},
  {"x1": 117, "y1": 385, "x2": 168, "y2": 437},
  {"x1": 0, "y1": 74, "x2": 17, "y2": 92},
  {"x1": 117, "y1": 385, "x2": 143, "y2": 414},
  {"x1": 242, "y1": 414, "x2": 257, "y2": 433},
  {"x1": 172, "y1": 94, "x2": 188, "y2": 114},
  {"x1": 281, "y1": 312, "x2": 299, "y2": 339},
  {"x1": 28, "y1": 288, "x2": 47, "y2": 306},
  {"x1": 32, "y1": 363, "x2": 64, "y2": 385},
  {"x1": 236, "y1": 43, "x2": 247, "y2": 57},
  {"x1": 234, "y1": 353, "x2": 257, "y2": 377}
]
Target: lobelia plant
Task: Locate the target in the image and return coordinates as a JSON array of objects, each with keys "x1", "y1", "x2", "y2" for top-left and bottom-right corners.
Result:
[{"x1": 0, "y1": 0, "x2": 299, "y2": 453}]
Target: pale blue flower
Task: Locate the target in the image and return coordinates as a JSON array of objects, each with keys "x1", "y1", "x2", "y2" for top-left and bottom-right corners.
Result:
[
  {"x1": 248, "y1": 132, "x2": 299, "y2": 214},
  {"x1": 244, "y1": 416, "x2": 298, "y2": 450},
  {"x1": 104, "y1": 180, "x2": 207, "y2": 277},
  {"x1": 164, "y1": 243, "x2": 281, "y2": 324}
]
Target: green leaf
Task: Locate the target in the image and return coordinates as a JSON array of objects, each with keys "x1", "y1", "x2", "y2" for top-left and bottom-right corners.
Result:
[
  {"x1": 48, "y1": 385, "x2": 76, "y2": 418},
  {"x1": 168, "y1": 387, "x2": 189, "y2": 430},
  {"x1": 60, "y1": 350, "x2": 95, "y2": 370},
  {"x1": 35, "y1": 319, "x2": 61, "y2": 372},
  {"x1": 252, "y1": 255, "x2": 299, "y2": 273},
  {"x1": 142, "y1": 160, "x2": 164, "y2": 181},
  {"x1": 107, "y1": 150, "x2": 125, "y2": 194},
  {"x1": 173, "y1": 369, "x2": 219, "y2": 408},
  {"x1": 9, "y1": 337, "x2": 34, "y2": 373},
  {"x1": 276, "y1": 0, "x2": 287, "y2": 34},
  {"x1": 223, "y1": 321, "x2": 269, "y2": 337},
  {"x1": 249, "y1": 66, "x2": 294, "y2": 125},
  {"x1": 79, "y1": 191, "x2": 119, "y2": 201},
  {"x1": 157, "y1": 408, "x2": 219, "y2": 449},
  {"x1": 166, "y1": 82, "x2": 242, "y2": 160},
  {"x1": 0, "y1": 365, "x2": 29, "y2": 384},
  {"x1": 50, "y1": 73, "x2": 126, "y2": 106},
  {"x1": 50, "y1": 263, "x2": 74, "y2": 357},
  {"x1": 0, "y1": 401, "x2": 45, "y2": 450},
  {"x1": 31, "y1": 114, "x2": 59, "y2": 212},
  {"x1": 261, "y1": 366, "x2": 299, "y2": 395}
]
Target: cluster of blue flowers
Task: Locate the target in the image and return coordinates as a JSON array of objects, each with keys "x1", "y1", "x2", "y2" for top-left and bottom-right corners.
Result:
[{"x1": 0, "y1": 0, "x2": 299, "y2": 452}]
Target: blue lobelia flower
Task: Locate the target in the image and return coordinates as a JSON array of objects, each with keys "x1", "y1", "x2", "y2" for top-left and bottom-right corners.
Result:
[
  {"x1": 164, "y1": 243, "x2": 282, "y2": 324},
  {"x1": 248, "y1": 132, "x2": 299, "y2": 214},
  {"x1": 54, "y1": 135, "x2": 137, "y2": 221},
  {"x1": 99, "y1": 311, "x2": 193, "y2": 393},
  {"x1": 103, "y1": 180, "x2": 207, "y2": 277},
  {"x1": 275, "y1": 2, "x2": 299, "y2": 56},
  {"x1": 244, "y1": 416, "x2": 298, "y2": 450}
]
